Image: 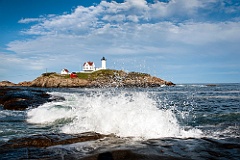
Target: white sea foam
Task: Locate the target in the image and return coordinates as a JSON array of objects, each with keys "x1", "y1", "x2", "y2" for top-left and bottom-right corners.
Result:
[
  {"x1": 27, "y1": 102, "x2": 74, "y2": 124},
  {"x1": 26, "y1": 90, "x2": 202, "y2": 139}
]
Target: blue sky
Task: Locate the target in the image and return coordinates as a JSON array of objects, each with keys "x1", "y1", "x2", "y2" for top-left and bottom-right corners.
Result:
[{"x1": 0, "y1": 0, "x2": 240, "y2": 83}]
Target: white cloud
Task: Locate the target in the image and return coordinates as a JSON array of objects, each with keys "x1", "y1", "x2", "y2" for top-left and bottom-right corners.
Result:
[
  {"x1": 8, "y1": 20, "x2": 240, "y2": 57},
  {"x1": 148, "y1": 0, "x2": 204, "y2": 19},
  {"x1": 18, "y1": 18, "x2": 45, "y2": 24},
  {"x1": 3, "y1": 0, "x2": 240, "y2": 83},
  {"x1": 168, "y1": 21, "x2": 240, "y2": 45},
  {"x1": 126, "y1": 0, "x2": 148, "y2": 8},
  {"x1": 18, "y1": 0, "x2": 237, "y2": 37}
]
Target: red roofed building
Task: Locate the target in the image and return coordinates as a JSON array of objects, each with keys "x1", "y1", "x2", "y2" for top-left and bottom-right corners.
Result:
[
  {"x1": 81, "y1": 57, "x2": 107, "y2": 73},
  {"x1": 70, "y1": 72, "x2": 78, "y2": 78},
  {"x1": 61, "y1": 69, "x2": 69, "y2": 75},
  {"x1": 83, "y1": 61, "x2": 95, "y2": 72}
]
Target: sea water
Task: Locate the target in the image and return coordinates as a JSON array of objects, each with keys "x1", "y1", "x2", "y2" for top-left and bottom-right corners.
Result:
[{"x1": 0, "y1": 84, "x2": 239, "y2": 159}]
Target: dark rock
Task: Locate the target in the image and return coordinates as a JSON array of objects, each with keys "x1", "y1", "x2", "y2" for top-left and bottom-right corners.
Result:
[
  {"x1": 81, "y1": 150, "x2": 187, "y2": 160},
  {"x1": 0, "y1": 132, "x2": 112, "y2": 149},
  {"x1": 206, "y1": 84, "x2": 217, "y2": 87},
  {"x1": 0, "y1": 87, "x2": 52, "y2": 110},
  {"x1": 165, "y1": 81, "x2": 175, "y2": 86},
  {"x1": 1, "y1": 136, "x2": 239, "y2": 160},
  {"x1": 3, "y1": 98, "x2": 29, "y2": 110}
]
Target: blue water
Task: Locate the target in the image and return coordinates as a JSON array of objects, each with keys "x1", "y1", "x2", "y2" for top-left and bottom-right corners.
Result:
[
  {"x1": 157, "y1": 84, "x2": 240, "y2": 138},
  {"x1": 0, "y1": 84, "x2": 239, "y2": 159}
]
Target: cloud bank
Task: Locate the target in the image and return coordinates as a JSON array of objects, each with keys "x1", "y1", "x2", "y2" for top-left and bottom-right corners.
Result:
[{"x1": 2, "y1": 0, "x2": 240, "y2": 83}]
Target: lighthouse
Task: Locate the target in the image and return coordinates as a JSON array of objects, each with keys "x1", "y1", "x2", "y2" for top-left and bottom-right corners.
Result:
[{"x1": 101, "y1": 57, "x2": 106, "y2": 69}]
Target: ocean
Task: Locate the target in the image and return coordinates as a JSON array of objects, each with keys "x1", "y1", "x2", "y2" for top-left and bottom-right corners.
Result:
[{"x1": 0, "y1": 84, "x2": 239, "y2": 159}]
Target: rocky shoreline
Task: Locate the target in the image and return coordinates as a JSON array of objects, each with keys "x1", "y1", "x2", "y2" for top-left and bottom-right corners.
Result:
[
  {"x1": 0, "y1": 69, "x2": 175, "y2": 88},
  {"x1": 1, "y1": 132, "x2": 239, "y2": 160}
]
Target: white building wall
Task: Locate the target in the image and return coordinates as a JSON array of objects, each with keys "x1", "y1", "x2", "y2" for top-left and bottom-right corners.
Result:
[
  {"x1": 101, "y1": 57, "x2": 106, "y2": 69},
  {"x1": 83, "y1": 62, "x2": 95, "y2": 71},
  {"x1": 102, "y1": 60, "x2": 106, "y2": 69},
  {"x1": 61, "y1": 69, "x2": 69, "y2": 74}
]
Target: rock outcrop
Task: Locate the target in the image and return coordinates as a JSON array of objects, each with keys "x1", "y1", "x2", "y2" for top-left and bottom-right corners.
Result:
[
  {"x1": 30, "y1": 74, "x2": 89, "y2": 88},
  {"x1": 0, "y1": 70, "x2": 175, "y2": 88},
  {"x1": 0, "y1": 81, "x2": 16, "y2": 87},
  {"x1": 87, "y1": 70, "x2": 174, "y2": 87},
  {"x1": 1, "y1": 133, "x2": 239, "y2": 160},
  {"x1": 0, "y1": 132, "x2": 114, "y2": 159},
  {"x1": 0, "y1": 87, "x2": 64, "y2": 110},
  {"x1": 0, "y1": 132, "x2": 111, "y2": 149}
]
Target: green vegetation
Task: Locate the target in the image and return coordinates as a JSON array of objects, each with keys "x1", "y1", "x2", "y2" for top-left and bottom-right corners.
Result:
[
  {"x1": 75, "y1": 69, "x2": 150, "y2": 80},
  {"x1": 76, "y1": 69, "x2": 122, "y2": 80},
  {"x1": 42, "y1": 72, "x2": 57, "y2": 77},
  {"x1": 128, "y1": 72, "x2": 150, "y2": 77},
  {"x1": 42, "y1": 72, "x2": 69, "y2": 78},
  {"x1": 76, "y1": 72, "x2": 92, "y2": 79},
  {"x1": 41, "y1": 69, "x2": 150, "y2": 80}
]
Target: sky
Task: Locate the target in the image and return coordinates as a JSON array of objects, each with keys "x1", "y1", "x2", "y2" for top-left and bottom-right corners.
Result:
[{"x1": 0, "y1": 0, "x2": 240, "y2": 84}]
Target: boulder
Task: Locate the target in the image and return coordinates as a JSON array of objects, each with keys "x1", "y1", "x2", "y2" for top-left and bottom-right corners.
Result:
[
  {"x1": 0, "y1": 81, "x2": 16, "y2": 87},
  {"x1": 0, "y1": 132, "x2": 111, "y2": 149},
  {"x1": 18, "y1": 81, "x2": 31, "y2": 86},
  {"x1": 0, "y1": 87, "x2": 62, "y2": 110}
]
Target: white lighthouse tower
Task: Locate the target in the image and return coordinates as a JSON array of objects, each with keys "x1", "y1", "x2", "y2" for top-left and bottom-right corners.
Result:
[{"x1": 101, "y1": 57, "x2": 106, "y2": 69}]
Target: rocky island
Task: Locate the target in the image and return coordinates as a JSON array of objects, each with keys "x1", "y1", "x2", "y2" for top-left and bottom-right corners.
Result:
[
  {"x1": 0, "y1": 70, "x2": 174, "y2": 110},
  {"x1": 0, "y1": 69, "x2": 175, "y2": 88}
]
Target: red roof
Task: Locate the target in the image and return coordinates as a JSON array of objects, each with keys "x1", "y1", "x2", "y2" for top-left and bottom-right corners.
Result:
[
  {"x1": 83, "y1": 61, "x2": 94, "y2": 66},
  {"x1": 63, "y1": 69, "x2": 69, "y2": 72},
  {"x1": 70, "y1": 72, "x2": 77, "y2": 78}
]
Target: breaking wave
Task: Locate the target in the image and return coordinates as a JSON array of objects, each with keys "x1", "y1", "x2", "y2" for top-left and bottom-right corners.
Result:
[{"x1": 27, "y1": 89, "x2": 202, "y2": 139}]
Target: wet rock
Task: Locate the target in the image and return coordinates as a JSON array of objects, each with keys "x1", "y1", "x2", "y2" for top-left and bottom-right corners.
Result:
[
  {"x1": 0, "y1": 147, "x2": 62, "y2": 160},
  {"x1": 0, "y1": 87, "x2": 52, "y2": 110},
  {"x1": 1, "y1": 136, "x2": 240, "y2": 160},
  {"x1": 1, "y1": 132, "x2": 109, "y2": 149},
  {"x1": 2, "y1": 98, "x2": 29, "y2": 110},
  {"x1": 0, "y1": 132, "x2": 113, "y2": 160},
  {"x1": 165, "y1": 81, "x2": 175, "y2": 86},
  {"x1": 202, "y1": 137, "x2": 240, "y2": 149},
  {"x1": 81, "y1": 150, "x2": 186, "y2": 160}
]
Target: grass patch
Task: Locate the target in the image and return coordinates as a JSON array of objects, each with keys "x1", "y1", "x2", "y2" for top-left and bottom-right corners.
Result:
[
  {"x1": 77, "y1": 69, "x2": 119, "y2": 80},
  {"x1": 76, "y1": 72, "x2": 92, "y2": 79},
  {"x1": 128, "y1": 72, "x2": 150, "y2": 77},
  {"x1": 42, "y1": 72, "x2": 57, "y2": 77},
  {"x1": 41, "y1": 69, "x2": 150, "y2": 80}
]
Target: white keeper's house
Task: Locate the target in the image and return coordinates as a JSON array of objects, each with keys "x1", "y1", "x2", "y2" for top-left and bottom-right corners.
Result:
[{"x1": 82, "y1": 57, "x2": 107, "y2": 73}]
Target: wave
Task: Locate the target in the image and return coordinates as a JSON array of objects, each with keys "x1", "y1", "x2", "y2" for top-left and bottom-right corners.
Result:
[
  {"x1": 26, "y1": 89, "x2": 202, "y2": 139},
  {"x1": 176, "y1": 84, "x2": 207, "y2": 87},
  {"x1": 0, "y1": 110, "x2": 25, "y2": 122}
]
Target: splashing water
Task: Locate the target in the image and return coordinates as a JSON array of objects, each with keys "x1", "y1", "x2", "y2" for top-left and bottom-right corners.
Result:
[{"x1": 27, "y1": 89, "x2": 202, "y2": 139}]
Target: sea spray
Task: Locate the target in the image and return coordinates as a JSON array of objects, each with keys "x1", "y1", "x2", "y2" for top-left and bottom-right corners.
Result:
[
  {"x1": 27, "y1": 89, "x2": 202, "y2": 139},
  {"x1": 3, "y1": 85, "x2": 239, "y2": 160}
]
